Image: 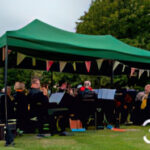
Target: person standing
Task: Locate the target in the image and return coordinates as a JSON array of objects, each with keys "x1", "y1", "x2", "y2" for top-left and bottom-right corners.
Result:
[{"x1": 0, "y1": 86, "x2": 15, "y2": 123}]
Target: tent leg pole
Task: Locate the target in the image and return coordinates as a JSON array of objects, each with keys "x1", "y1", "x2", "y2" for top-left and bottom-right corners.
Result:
[
  {"x1": 4, "y1": 45, "x2": 14, "y2": 146},
  {"x1": 111, "y1": 61, "x2": 114, "y2": 87},
  {"x1": 4, "y1": 45, "x2": 8, "y2": 126},
  {"x1": 51, "y1": 71, "x2": 53, "y2": 93}
]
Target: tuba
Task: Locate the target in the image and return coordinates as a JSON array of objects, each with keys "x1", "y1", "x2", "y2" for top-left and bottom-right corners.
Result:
[{"x1": 141, "y1": 94, "x2": 148, "y2": 110}]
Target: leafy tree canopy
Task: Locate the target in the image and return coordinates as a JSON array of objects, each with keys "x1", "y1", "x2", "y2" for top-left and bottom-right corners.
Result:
[{"x1": 76, "y1": 0, "x2": 150, "y2": 49}]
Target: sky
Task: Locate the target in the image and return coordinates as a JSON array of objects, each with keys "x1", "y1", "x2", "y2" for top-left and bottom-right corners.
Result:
[{"x1": 0, "y1": 0, "x2": 92, "y2": 36}]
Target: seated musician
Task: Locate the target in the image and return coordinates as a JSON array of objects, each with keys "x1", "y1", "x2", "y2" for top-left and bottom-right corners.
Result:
[
  {"x1": 59, "y1": 81, "x2": 74, "y2": 96},
  {"x1": 79, "y1": 81, "x2": 93, "y2": 95},
  {"x1": 77, "y1": 81, "x2": 97, "y2": 128},
  {"x1": 28, "y1": 77, "x2": 55, "y2": 137},
  {"x1": 41, "y1": 84, "x2": 49, "y2": 98}
]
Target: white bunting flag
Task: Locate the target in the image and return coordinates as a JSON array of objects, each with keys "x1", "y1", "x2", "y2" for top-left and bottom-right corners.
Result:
[
  {"x1": 147, "y1": 70, "x2": 150, "y2": 77},
  {"x1": 113, "y1": 61, "x2": 120, "y2": 71},
  {"x1": 122, "y1": 65, "x2": 126, "y2": 72},
  {"x1": 138, "y1": 69, "x2": 144, "y2": 79}
]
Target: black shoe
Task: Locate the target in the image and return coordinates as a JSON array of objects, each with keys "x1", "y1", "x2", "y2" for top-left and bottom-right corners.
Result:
[
  {"x1": 36, "y1": 134, "x2": 45, "y2": 138},
  {"x1": 5, "y1": 141, "x2": 15, "y2": 147}
]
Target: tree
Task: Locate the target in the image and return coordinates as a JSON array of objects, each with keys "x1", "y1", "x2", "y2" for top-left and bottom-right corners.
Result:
[
  {"x1": 0, "y1": 68, "x2": 32, "y2": 90},
  {"x1": 76, "y1": 0, "x2": 150, "y2": 49}
]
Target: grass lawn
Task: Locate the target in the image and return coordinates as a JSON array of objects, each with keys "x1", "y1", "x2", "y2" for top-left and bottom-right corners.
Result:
[{"x1": 0, "y1": 126, "x2": 150, "y2": 150}]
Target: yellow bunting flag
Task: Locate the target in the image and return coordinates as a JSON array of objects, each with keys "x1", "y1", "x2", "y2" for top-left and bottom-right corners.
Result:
[
  {"x1": 32, "y1": 58, "x2": 36, "y2": 66},
  {"x1": 17, "y1": 52, "x2": 26, "y2": 65},
  {"x1": 96, "y1": 59, "x2": 103, "y2": 70},
  {"x1": 147, "y1": 70, "x2": 150, "y2": 77},
  {"x1": 72, "y1": 62, "x2": 76, "y2": 71},
  {"x1": 60, "y1": 61, "x2": 67, "y2": 72}
]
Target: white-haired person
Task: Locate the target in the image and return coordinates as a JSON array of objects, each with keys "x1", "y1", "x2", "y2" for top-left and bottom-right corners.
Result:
[
  {"x1": 77, "y1": 81, "x2": 97, "y2": 128},
  {"x1": 79, "y1": 80, "x2": 93, "y2": 95}
]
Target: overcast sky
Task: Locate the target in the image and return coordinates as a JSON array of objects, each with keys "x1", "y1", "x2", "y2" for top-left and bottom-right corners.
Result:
[{"x1": 0, "y1": 0, "x2": 91, "y2": 36}]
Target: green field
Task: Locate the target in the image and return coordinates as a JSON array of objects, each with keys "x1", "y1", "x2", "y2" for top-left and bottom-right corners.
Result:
[{"x1": 0, "y1": 126, "x2": 150, "y2": 150}]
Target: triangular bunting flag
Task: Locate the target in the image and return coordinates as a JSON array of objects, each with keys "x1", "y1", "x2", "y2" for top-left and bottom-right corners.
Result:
[
  {"x1": 60, "y1": 61, "x2": 67, "y2": 72},
  {"x1": 85, "y1": 61, "x2": 91, "y2": 72},
  {"x1": 2, "y1": 48, "x2": 12, "y2": 61},
  {"x1": 32, "y1": 58, "x2": 36, "y2": 66},
  {"x1": 122, "y1": 65, "x2": 126, "y2": 72},
  {"x1": 130, "y1": 68, "x2": 136, "y2": 77},
  {"x1": 2, "y1": 47, "x2": 5, "y2": 61},
  {"x1": 96, "y1": 59, "x2": 103, "y2": 70},
  {"x1": 46, "y1": 60, "x2": 54, "y2": 71},
  {"x1": 72, "y1": 62, "x2": 76, "y2": 71},
  {"x1": 147, "y1": 70, "x2": 150, "y2": 77},
  {"x1": 17, "y1": 52, "x2": 26, "y2": 65},
  {"x1": 138, "y1": 69, "x2": 144, "y2": 79},
  {"x1": 8, "y1": 49, "x2": 12, "y2": 54},
  {"x1": 113, "y1": 61, "x2": 120, "y2": 71}
]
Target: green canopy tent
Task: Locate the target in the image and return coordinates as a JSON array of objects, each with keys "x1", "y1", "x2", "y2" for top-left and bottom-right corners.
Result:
[{"x1": 1, "y1": 19, "x2": 150, "y2": 64}]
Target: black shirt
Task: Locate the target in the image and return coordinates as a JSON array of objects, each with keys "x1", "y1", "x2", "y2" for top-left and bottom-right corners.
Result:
[{"x1": 28, "y1": 88, "x2": 49, "y2": 117}]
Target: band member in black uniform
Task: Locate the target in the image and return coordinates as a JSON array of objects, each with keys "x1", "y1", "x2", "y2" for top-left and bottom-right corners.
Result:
[
  {"x1": 28, "y1": 78, "x2": 55, "y2": 136},
  {"x1": 13, "y1": 82, "x2": 29, "y2": 132},
  {"x1": 0, "y1": 86, "x2": 15, "y2": 123}
]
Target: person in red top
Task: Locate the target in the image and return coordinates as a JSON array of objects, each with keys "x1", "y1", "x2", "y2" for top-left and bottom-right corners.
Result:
[
  {"x1": 79, "y1": 81, "x2": 93, "y2": 95},
  {"x1": 77, "y1": 80, "x2": 96, "y2": 128}
]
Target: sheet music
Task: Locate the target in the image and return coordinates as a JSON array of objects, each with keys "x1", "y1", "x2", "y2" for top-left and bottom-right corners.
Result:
[
  {"x1": 49, "y1": 92, "x2": 65, "y2": 104},
  {"x1": 94, "y1": 89, "x2": 116, "y2": 100},
  {"x1": 105, "y1": 89, "x2": 116, "y2": 100},
  {"x1": 93, "y1": 89, "x2": 99, "y2": 95}
]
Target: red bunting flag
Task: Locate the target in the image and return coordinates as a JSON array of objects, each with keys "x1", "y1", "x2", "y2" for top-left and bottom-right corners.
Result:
[
  {"x1": 2, "y1": 48, "x2": 12, "y2": 61},
  {"x1": 8, "y1": 49, "x2": 12, "y2": 54},
  {"x1": 2, "y1": 47, "x2": 5, "y2": 61},
  {"x1": 85, "y1": 61, "x2": 91, "y2": 72},
  {"x1": 46, "y1": 60, "x2": 54, "y2": 71}
]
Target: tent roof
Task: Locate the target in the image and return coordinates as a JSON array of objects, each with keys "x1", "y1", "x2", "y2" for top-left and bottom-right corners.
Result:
[{"x1": 1, "y1": 19, "x2": 150, "y2": 64}]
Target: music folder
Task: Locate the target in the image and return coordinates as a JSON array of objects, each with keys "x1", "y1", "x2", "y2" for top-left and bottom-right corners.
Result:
[
  {"x1": 49, "y1": 92, "x2": 65, "y2": 104},
  {"x1": 93, "y1": 89, "x2": 116, "y2": 100}
]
